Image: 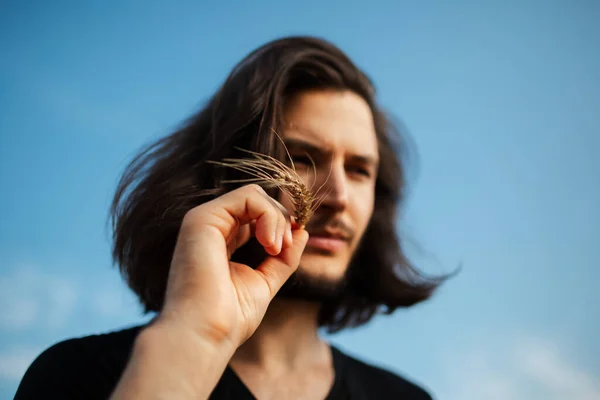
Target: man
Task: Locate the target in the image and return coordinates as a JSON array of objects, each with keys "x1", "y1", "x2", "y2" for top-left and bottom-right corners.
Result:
[{"x1": 16, "y1": 36, "x2": 443, "y2": 399}]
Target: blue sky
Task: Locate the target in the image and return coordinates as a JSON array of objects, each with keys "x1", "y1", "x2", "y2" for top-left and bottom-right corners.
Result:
[{"x1": 1, "y1": 1, "x2": 599, "y2": 398}]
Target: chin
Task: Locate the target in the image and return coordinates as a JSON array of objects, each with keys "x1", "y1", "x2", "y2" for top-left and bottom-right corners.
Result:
[
  {"x1": 274, "y1": 248, "x2": 353, "y2": 302},
  {"x1": 231, "y1": 237, "x2": 352, "y2": 302},
  {"x1": 298, "y1": 251, "x2": 349, "y2": 282}
]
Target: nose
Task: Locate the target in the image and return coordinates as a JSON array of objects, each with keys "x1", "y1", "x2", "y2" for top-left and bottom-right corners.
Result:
[{"x1": 315, "y1": 161, "x2": 348, "y2": 212}]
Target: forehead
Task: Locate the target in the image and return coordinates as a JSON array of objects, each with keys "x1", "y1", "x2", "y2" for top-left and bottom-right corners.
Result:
[{"x1": 282, "y1": 90, "x2": 379, "y2": 161}]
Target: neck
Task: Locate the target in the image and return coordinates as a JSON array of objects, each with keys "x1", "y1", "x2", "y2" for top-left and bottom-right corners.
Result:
[{"x1": 230, "y1": 298, "x2": 329, "y2": 371}]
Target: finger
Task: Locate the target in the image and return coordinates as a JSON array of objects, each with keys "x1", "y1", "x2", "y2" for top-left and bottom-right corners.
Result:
[
  {"x1": 283, "y1": 216, "x2": 293, "y2": 248},
  {"x1": 240, "y1": 220, "x2": 256, "y2": 248},
  {"x1": 179, "y1": 185, "x2": 291, "y2": 277},
  {"x1": 276, "y1": 208, "x2": 286, "y2": 254},
  {"x1": 254, "y1": 207, "x2": 282, "y2": 256},
  {"x1": 227, "y1": 223, "x2": 252, "y2": 259},
  {"x1": 233, "y1": 186, "x2": 289, "y2": 255},
  {"x1": 264, "y1": 195, "x2": 293, "y2": 221},
  {"x1": 186, "y1": 185, "x2": 281, "y2": 252},
  {"x1": 225, "y1": 216, "x2": 241, "y2": 250},
  {"x1": 254, "y1": 229, "x2": 309, "y2": 299},
  {"x1": 261, "y1": 194, "x2": 294, "y2": 249}
]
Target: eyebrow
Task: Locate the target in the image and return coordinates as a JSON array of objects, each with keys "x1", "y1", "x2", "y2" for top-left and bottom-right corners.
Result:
[{"x1": 283, "y1": 138, "x2": 379, "y2": 168}]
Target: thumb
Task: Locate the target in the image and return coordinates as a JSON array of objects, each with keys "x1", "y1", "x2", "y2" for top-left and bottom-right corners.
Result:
[{"x1": 255, "y1": 229, "x2": 309, "y2": 299}]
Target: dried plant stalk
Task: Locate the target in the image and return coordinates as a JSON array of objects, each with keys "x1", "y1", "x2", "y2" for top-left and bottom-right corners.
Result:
[{"x1": 207, "y1": 140, "x2": 329, "y2": 229}]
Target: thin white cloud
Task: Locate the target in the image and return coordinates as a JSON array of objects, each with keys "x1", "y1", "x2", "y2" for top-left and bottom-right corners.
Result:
[
  {"x1": 515, "y1": 337, "x2": 600, "y2": 400},
  {"x1": 0, "y1": 266, "x2": 78, "y2": 331},
  {"x1": 0, "y1": 296, "x2": 38, "y2": 330},
  {"x1": 437, "y1": 333, "x2": 600, "y2": 400},
  {"x1": 89, "y1": 286, "x2": 139, "y2": 318},
  {"x1": 46, "y1": 278, "x2": 78, "y2": 329},
  {"x1": 1, "y1": 263, "x2": 146, "y2": 333},
  {"x1": 0, "y1": 265, "x2": 145, "y2": 385},
  {"x1": 0, "y1": 348, "x2": 42, "y2": 382}
]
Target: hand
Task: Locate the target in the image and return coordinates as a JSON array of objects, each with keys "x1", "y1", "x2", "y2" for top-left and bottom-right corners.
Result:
[{"x1": 153, "y1": 184, "x2": 309, "y2": 351}]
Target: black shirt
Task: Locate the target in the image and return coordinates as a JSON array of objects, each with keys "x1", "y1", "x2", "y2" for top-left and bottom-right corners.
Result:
[{"x1": 15, "y1": 325, "x2": 433, "y2": 399}]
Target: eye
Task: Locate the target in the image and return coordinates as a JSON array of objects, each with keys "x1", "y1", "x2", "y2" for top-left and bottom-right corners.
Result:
[
  {"x1": 291, "y1": 155, "x2": 312, "y2": 166},
  {"x1": 347, "y1": 165, "x2": 371, "y2": 178}
]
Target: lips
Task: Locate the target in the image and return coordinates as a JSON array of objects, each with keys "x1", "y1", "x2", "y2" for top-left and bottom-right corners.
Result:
[
  {"x1": 306, "y1": 236, "x2": 346, "y2": 252},
  {"x1": 305, "y1": 229, "x2": 350, "y2": 253}
]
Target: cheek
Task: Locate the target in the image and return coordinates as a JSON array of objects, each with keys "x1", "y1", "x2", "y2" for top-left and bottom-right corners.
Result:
[{"x1": 350, "y1": 186, "x2": 375, "y2": 233}]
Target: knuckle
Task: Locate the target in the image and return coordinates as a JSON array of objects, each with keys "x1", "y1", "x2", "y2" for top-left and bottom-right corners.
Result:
[
  {"x1": 245, "y1": 183, "x2": 265, "y2": 195},
  {"x1": 181, "y1": 204, "x2": 211, "y2": 229},
  {"x1": 182, "y1": 207, "x2": 198, "y2": 225}
]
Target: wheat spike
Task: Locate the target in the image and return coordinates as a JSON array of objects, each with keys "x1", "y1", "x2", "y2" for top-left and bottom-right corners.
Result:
[{"x1": 206, "y1": 135, "x2": 330, "y2": 229}]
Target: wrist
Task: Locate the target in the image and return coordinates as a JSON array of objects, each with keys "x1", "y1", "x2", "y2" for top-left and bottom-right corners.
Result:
[
  {"x1": 145, "y1": 315, "x2": 238, "y2": 356},
  {"x1": 135, "y1": 320, "x2": 237, "y2": 361},
  {"x1": 117, "y1": 322, "x2": 236, "y2": 399}
]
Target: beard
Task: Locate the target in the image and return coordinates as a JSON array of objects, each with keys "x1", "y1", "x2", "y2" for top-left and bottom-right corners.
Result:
[
  {"x1": 230, "y1": 237, "x2": 349, "y2": 303},
  {"x1": 276, "y1": 263, "x2": 349, "y2": 302}
]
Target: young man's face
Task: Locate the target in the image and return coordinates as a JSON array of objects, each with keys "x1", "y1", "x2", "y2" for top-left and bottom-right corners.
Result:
[{"x1": 279, "y1": 89, "x2": 379, "y2": 298}]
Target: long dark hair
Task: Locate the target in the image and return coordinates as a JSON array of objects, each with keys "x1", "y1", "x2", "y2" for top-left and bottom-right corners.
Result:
[{"x1": 109, "y1": 36, "x2": 446, "y2": 333}]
